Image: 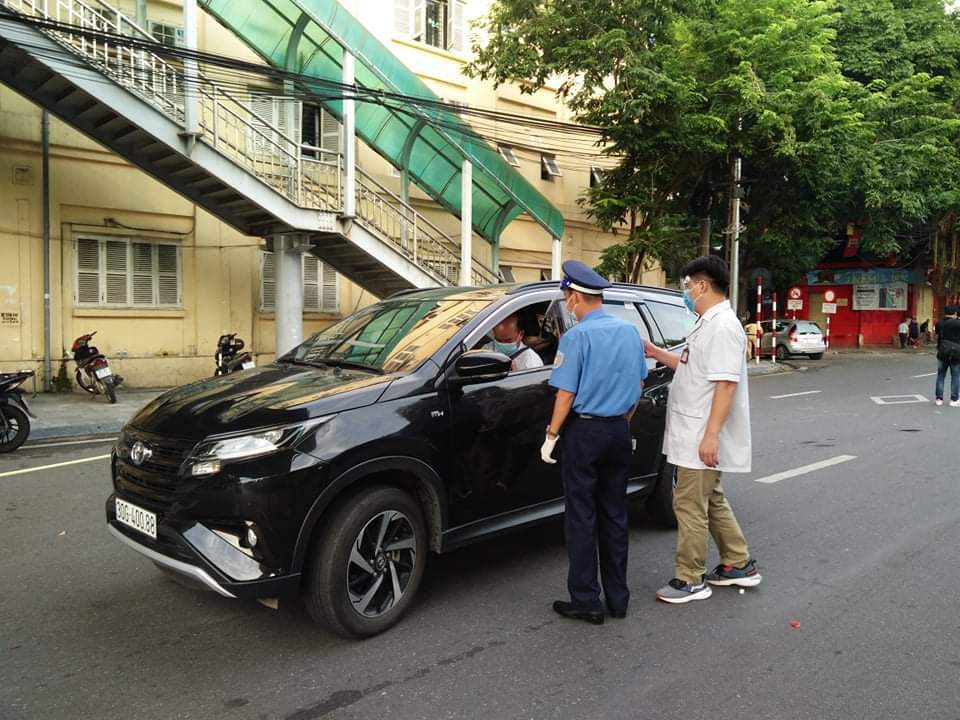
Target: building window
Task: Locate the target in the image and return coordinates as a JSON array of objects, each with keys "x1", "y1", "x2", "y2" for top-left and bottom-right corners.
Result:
[
  {"x1": 395, "y1": 0, "x2": 466, "y2": 52},
  {"x1": 75, "y1": 237, "x2": 181, "y2": 307},
  {"x1": 260, "y1": 252, "x2": 339, "y2": 314},
  {"x1": 498, "y1": 145, "x2": 520, "y2": 167},
  {"x1": 147, "y1": 21, "x2": 184, "y2": 48},
  {"x1": 301, "y1": 104, "x2": 341, "y2": 160},
  {"x1": 590, "y1": 166, "x2": 605, "y2": 189},
  {"x1": 541, "y1": 154, "x2": 562, "y2": 180}
]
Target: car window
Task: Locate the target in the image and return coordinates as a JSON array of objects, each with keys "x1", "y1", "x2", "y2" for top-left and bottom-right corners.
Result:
[
  {"x1": 285, "y1": 298, "x2": 491, "y2": 373},
  {"x1": 470, "y1": 300, "x2": 553, "y2": 370},
  {"x1": 795, "y1": 321, "x2": 822, "y2": 334},
  {"x1": 646, "y1": 300, "x2": 695, "y2": 347}
]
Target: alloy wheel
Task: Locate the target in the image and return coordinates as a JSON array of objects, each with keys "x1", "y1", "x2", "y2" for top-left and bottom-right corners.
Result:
[{"x1": 346, "y1": 510, "x2": 417, "y2": 618}]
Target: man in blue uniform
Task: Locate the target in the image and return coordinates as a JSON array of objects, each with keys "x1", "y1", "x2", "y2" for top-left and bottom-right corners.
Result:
[{"x1": 542, "y1": 260, "x2": 647, "y2": 624}]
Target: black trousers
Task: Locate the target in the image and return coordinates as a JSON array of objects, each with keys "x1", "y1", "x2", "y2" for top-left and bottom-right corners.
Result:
[{"x1": 561, "y1": 415, "x2": 632, "y2": 611}]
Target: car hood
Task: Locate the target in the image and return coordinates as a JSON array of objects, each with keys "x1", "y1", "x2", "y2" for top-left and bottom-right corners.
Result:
[{"x1": 129, "y1": 363, "x2": 395, "y2": 439}]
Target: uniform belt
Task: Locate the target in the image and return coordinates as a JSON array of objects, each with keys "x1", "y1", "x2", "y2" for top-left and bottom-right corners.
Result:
[{"x1": 572, "y1": 413, "x2": 624, "y2": 422}]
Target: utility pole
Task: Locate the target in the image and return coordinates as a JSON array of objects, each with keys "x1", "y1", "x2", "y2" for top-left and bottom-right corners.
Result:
[{"x1": 729, "y1": 148, "x2": 742, "y2": 314}]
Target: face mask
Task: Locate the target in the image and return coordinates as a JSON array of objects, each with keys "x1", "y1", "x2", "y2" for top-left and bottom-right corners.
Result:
[
  {"x1": 683, "y1": 281, "x2": 702, "y2": 314},
  {"x1": 564, "y1": 293, "x2": 578, "y2": 316},
  {"x1": 493, "y1": 340, "x2": 520, "y2": 356}
]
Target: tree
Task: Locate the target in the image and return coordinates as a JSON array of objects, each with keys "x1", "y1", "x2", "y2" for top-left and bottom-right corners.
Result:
[{"x1": 467, "y1": 0, "x2": 870, "y2": 300}]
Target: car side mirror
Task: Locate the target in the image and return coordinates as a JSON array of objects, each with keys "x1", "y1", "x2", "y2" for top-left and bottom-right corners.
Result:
[{"x1": 450, "y1": 350, "x2": 512, "y2": 387}]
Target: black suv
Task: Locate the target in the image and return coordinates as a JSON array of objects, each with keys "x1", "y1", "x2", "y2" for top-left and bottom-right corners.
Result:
[{"x1": 106, "y1": 282, "x2": 691, "y2": 637}]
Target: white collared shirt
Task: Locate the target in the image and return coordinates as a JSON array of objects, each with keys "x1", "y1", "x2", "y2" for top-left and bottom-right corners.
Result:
[{"x1": 664, "y1": 299, "x2": 752, "y2": 473}]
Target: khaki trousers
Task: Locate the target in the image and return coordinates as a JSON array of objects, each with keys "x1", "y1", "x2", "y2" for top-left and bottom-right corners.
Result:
[{"x1": 673, "y1": 467, "x2": 750, "y2": 584}]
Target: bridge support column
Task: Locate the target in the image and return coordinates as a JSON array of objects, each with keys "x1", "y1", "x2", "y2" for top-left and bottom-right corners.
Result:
[
  {"x1": 460, "y1": 158, "x2": 472, "y2": 286},
  {"x1": 342, "y1": 51, "x2": 356, "y2": 218},
  {"x1": 273, "y1": 235, "x2": 305, "y2": 357}
]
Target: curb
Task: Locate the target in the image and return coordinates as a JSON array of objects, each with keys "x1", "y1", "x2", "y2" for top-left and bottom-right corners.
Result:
[{"x1": 30, "y1": 421, "x2": 126, "y2": 442}]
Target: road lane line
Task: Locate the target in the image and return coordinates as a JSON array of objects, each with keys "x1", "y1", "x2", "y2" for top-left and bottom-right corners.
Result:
[
  {"x1": 913, "y1": 372, "x2": 937, "y2": 378},
  {"x1": 769, "y1": 390, "x2": 822, "y2": 400},
  {"x1": 0, "y1": 454, "x2": 111, "y2": 479},
  {"x1": 754, "y1": 455, "x2": 858, "y2": 485}
]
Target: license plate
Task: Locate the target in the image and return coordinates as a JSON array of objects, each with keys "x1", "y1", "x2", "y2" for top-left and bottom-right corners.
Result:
[
  {"x1": 241, "y1": 360, "x2": 255, "y2": 370},
  {"x1": 115, "y1": 498, "x2": 157, "y2": 540},
  {"x1": 95, "y1": 366, "x2": 112, "y2": 379}
]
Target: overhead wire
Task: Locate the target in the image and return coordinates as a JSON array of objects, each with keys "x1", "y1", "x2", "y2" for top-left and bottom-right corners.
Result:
[{"x1": 1, "y1": 9, "x2": 625, "y2": 170}]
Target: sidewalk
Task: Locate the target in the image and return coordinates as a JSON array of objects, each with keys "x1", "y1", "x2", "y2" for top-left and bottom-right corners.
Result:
[{"x1": 22, "y1": 388, "x2": 168, "y2": 442}]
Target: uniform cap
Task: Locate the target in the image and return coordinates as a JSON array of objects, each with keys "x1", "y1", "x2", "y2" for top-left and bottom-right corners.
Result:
[{"x1": 560, "y1": 260, "x2": 611, "y2": 295}]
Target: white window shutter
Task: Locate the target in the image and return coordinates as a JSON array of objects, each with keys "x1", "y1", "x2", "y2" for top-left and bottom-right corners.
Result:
[
  {"x1": 321, "y1": 261, "x2": 338, "y2": 312},
  {"x1": 261, "y1": 251, "x2": 276, "y2": 310},
  {"x1": 157, "y1": 245, "x2": 180, "y2": 305},
  {"x1": 302, "y1": 255, "x2": 320, "y2": 311},
  {"x1": 132, "y1": 242, "x2": 155, "y2": 305},
  {"x1": 394, "y1": 0, "x2": 412, "y2": 36},
  {"x1": 448, "y1": 0, "x2": 465, "y2": 52},
  {"x1": 76, "y1": 238, "x2": 101, "y2": 304},
  {"x1": 412, "y1": 0, "x2": 425, "y2": 41},
  {"x1": 104, "y1": 240, "x2": 129, "y2": 304},
  {"x1": 320, "y1": 109, "x2": 341, "y2": 155}
]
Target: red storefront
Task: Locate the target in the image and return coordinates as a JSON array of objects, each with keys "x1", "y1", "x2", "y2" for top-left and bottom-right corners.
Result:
[{"x1": 786, "y1": 267, "x2": 924, "y2": 348}]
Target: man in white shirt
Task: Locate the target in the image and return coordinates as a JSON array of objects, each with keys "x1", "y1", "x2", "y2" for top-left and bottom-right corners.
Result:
[
  {"x1": 644, "y1": 256, "x2": 762, "y2": 604},
  {"x1": 489, "y1": 314, "x2": 543, "y2": 371},
  {"x1": 898, "y1": 319, "x2": 909, "y2": 349}
]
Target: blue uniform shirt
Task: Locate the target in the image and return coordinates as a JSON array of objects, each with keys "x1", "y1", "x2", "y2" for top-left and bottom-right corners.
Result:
[{"x1": 549, "y1": 308, "x2": 647, "y2": 416}]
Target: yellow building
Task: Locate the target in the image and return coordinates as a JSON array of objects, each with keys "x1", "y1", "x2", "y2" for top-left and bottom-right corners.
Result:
[{"x1": 0, "y1": 0, "x2": 663, "y2": 388}]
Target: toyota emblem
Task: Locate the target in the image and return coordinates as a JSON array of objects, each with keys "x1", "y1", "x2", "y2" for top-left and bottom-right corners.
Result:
[{"x1": 130, "y1": 441, "x2": 152, "y2": 466}]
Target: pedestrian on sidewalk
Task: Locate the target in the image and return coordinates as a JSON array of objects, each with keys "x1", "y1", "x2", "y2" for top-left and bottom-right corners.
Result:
[
  {"x1": 909, "y1": 318, "x2": 921, "y2": 348},
  {"x1": 542, "y1": 260, "x2": 646, "y2": 624},
  {"x1": 934, "y1": 305, "x2": 960, "y2": 407},
  {"x1": 898, "y1": 319, "x2": 909, "y2": 349},
  {"x1": 644, "y1": 256, "x2": 762, "y2": 604}
]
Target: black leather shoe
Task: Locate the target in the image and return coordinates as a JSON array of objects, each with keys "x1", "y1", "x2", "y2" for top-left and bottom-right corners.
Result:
[
  {"x1": 608, "y1": 607, "x2": 627, "y2": 619},
  {"x1": 552, "y1": 600, "x2": 604, "y2": 625}
]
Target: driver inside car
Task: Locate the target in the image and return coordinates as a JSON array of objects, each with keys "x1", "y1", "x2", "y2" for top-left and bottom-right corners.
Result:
[{"x1": 485, "y1": 313, "x2": 544, "y2": 371}]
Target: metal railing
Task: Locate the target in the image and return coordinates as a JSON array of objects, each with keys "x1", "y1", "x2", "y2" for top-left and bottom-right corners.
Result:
[{"x1": 2, "y1": 0, "x2": 498, "y2": 287}]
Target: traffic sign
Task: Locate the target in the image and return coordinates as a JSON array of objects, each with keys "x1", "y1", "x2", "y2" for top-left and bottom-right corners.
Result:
[
  {"x1": 822, "y1": 302, "x2": 837, "y2": 314},
  {"x1": 787, "y1": 299, "x2": 803, "y2": 311},
  {"x1": 788, "y1": 287, "x2": 803, "y2": 300},
  {"x1": 824, "y1": 290, "x2": 836, "y2": 303}
]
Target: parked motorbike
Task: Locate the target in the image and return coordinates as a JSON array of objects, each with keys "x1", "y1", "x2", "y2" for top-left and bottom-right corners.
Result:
[
  {"x1": 0, "y1": 370, "x2": 36, "y2": 453},
  {"x1": 72, "y1": 331, "x2": 123, "y2": 404},
  {"x1": 214, "y1": 334, "x2": 255, "y2": 376}
]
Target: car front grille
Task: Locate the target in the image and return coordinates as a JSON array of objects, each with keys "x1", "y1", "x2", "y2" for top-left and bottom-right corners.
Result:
[{"x1": 114, "y1": 428, "x2": 199, "y2": 512}]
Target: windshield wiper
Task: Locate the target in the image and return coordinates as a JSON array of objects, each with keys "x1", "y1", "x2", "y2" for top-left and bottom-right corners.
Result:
[
  {"x1": 277, "y1": 357, "x2": 328, "y2": 369},
  {"x1": 320, "y1": 358, "x2": 384, "y2": 374}
]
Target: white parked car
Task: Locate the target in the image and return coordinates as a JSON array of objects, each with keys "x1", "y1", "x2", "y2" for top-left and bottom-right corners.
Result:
[{"x1": 759, "y1": 320, "x2": 825, "y2": 360}]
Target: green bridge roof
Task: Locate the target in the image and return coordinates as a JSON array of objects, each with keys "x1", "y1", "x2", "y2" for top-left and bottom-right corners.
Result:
[{"x1": 199, "y1": 0, "x2": 565, "y2": 243}]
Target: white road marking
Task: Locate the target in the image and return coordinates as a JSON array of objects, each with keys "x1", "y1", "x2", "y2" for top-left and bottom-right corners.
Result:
[
  {"x1": 754, "y1": 455, "x2": 858, "y2": 485},
  {"x1": 769, "y1": 390, "x2": 822, "y2": 399},
  {"x1": 912, "y1": 372, "x2": 937, "y2": 378},
  {"x1": 0, "y1": 454, "x2": 111, "y2": 479},
  {"x1": 23, "y1": 438, "x2": 115, "y2": 449},
  {"x1": 870, "y1": 394, "x2": 928, "y2": 405}
]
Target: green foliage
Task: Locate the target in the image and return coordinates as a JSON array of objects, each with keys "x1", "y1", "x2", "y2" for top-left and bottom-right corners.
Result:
[{"x1": 468, "y1": 0, "x2": 960, "y2": 296}]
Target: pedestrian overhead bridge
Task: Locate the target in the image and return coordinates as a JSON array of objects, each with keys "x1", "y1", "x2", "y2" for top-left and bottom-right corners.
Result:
[{"x1": 0, "y1": 0, "x2": 564, "y2": 354}]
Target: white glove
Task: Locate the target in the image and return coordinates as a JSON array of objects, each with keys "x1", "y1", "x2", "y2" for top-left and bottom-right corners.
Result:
[{"x1": 541, "y1": 432, "x2": 559, "y2": 464}]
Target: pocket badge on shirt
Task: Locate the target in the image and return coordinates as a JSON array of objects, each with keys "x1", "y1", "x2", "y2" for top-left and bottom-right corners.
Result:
[
  {"x1": 680, "y1": 348, "x2": 690, "y2": 364},
  {"x1": 554, "y1": 351, "x2": 564, "y2": 368}
]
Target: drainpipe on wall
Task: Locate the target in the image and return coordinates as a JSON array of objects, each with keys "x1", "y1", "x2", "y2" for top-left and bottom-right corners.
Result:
[{"x1": 42, "y1": 110, "x2": 52, "y2": 392}]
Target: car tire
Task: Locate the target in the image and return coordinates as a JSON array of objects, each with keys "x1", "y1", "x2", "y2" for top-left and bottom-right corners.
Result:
[
  {"x1": 646, "y1": 459, "x2": 677, "y2": 529},
  {"x1": 775, "y1": 344, "x2": 788, "y2": 361},
  {"x1": 304, "y1": 485, "x2": 427, "y2": 638},
  {"x1": 809, "y1": 353, "x2": 823, "y2": 360}
]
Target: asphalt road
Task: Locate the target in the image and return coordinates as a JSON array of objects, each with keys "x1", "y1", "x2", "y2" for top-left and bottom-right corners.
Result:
[{"x1": 2, "y1": 351, "x2": 959, "y2": 720}]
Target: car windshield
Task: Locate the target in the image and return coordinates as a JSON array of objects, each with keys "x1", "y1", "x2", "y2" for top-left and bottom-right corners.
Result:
[{"x1": 280, "y1": 297, "x2": 492, "y2": 373}]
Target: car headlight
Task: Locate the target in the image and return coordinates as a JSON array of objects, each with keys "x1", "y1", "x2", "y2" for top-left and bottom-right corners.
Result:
[{"x1": 186, "y1": 416, "x2": 334, "y2": 476}]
